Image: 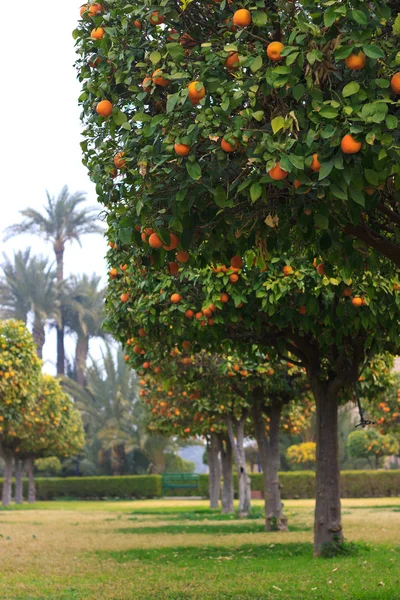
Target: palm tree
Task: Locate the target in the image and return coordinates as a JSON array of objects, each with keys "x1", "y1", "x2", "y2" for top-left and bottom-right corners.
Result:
[
  {"x1": 63, "y1": 274, "x2": 105, "y2": 386},
  {"x1": 0, "y1": 250, "x2": 60, "y2": 358},
  {"x1": 4, "y1": 186, "x2": 102, "y2": 374}
]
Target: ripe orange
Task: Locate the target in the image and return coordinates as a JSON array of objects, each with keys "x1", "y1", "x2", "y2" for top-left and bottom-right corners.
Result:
[
  {"x1": 80, "y1": 5, "x2": 88, "y2": 17},
  {"x1": 391, "y1": 72, "x2": 400, "y2": 94},
  {"x1": 120, "y1": 292, "x2": 130, "y2": 303},
  {"x1": 168, "y1": 262, "x2": 179, "y2": 275},
  {"x1": 231, "y1": 256, "x2": 243, "y2": 269},
  {"x1": 176, "y1": 250, "x2": 189, "y2": 263},
  {"x1": 341, "y1": 134, "x2": 362, "y2": 154},
  {"x1": 352, "y1": 297, "x2": 363, "y2": 307},
  {"x1": 133, "y1": 344, "x2": 142, "y2": 354},
  {"x1": 202, "y1": 307, "x2": 212, "y2": 318},
  {"x1": 343, "y1": 287, "x2": 353, "y2": 297},
  {"x1": 163, "y1": 234, "x2": 179, "y2": 251},
  {"x1": 142, "y1": 76, "x2": 152, "y2": 93},
  {"x1": 114, "y1": 151, "x2": 126, "y2": 169},
  {"x1": 150, "y1": 11, "x2": 164, "y2": 25},
  {"x1": 171, "y1": 293, "x2": 182, "y2": 304},
  {"x1": 148, "y1": 233, "x2": 163, "y2": 248},
  {"x1": 96, "y1": 100, "x2": 113, "y2": 117},
  {"x1": 124, "y1": 355, "x2": 129, "y2": 362},
  {"x1": 221, "y1": 138, "x2": 238, "y2": 153},
  {"x1": 139, "y1": 328, "x2": 146, "y2": 338},
  {"x1": 224, "y1": 17, "x2": 237, "y2": 32},
  {"x1": 120, "y1": 264, "x2": 128, "y2": 271},
  {"x1": 294, "y1": 179, "x2": 311, "y2": 193},
  {"x1": 345, "y1": 51, "x2": 366, "y2": 71},
  {"x1": 230, "y1": 273, "x2": 239, "y2": 283},
  {"x1": 316, "y1": 263, "x2": 325, "y2": 275},
  {"x1": 267, "y1": 368, "x2": 275, "y2": 376},
  {"x1": 225, "y1": 52, "x2": 240, "y2": 70},
  {"x1": 182, "y1": 340, "x2": 191, "y2": 350},
  {"x1": 152, "y1": 69, "x2": 169, "y2": 87},
  {"x1": 208, "y1": 318, "x2": 214, "y2": 325},
  {"x1": 283, "y1": 265, "x2": 294, "y2": 276},
  {"x1": 91, "y1": 28, "x2": 104, "y2": 40},
  {"x1": 208, "y1": 303, "x2": 216, "y2": 313},
  {"x1": 174, "y1": 143, "x2": 191, "y2": 156},
  {"x1": 133, "y1": 20, "x2": 141, "y2": 29},
  {"x1": 185, "y1": 309, "x2": 194, "y2": 318},
  {"x1": 220, "y1": 292, "x2": 229, "y2": 303},
  {"x1": 394, "y1": 283, "x2": 400, "y2": 291},
  {"x1": 232, "y1": 9, "x2": 251, "y2": 27},
  {"x1": 109, "y1": 268, "x2": 118, "y2": 279},
  {"x1": 310, "y1": 153, "x2": 321, "y2": 172},
  {"x1": 195, "y1": 311, "x2": 203, "y2": 320},
  {"x1": 188, "y1": 81, "x2": 206, "y2": 104},
  {"x1": 269, "y1": 162, "x2": 288, "y2": 180},
  {"x1": 299, "y1": 306, "x2": 307, "y2": 315},
  {"x1": 88, "y1": 3, "x2": 103, "y2": 16},
  {"x1": 143, "y1": 361, "x2": 150, "y2": 369},
  {"x1": 266, "y1": 41, "x2": 284, "y2": 61}
]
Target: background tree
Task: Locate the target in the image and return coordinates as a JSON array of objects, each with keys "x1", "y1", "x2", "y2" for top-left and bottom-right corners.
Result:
[
  {"x1": 287, "y1": 442, "x2": 316, "y2": 470},
  {"x1": 347, "y1": 429, "x2": 399, "y2": 469}
]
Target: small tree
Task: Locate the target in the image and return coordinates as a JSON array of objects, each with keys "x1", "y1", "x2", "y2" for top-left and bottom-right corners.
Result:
[
  {"x1": 347, "y1": 429, "x2": 399, "y2": 469},
  {"x1": 287, "y1": 442, "x2": 316, "y2": 470}
]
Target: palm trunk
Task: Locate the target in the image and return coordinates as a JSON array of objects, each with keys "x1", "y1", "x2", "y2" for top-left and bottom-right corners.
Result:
[
  {"x1": 27, "y1": 457, "x2": 36, "y2": 504},
  {"x1": 207, "y1": 433, "x2": 221, "y2": 509},
  {"x1": 312, "y1": 380, "x2": 343, "y2": 556},
  {"x1": 219, "y1": 434, "x2": 234, "y2": 514},
  {"x1": 75, "y1": 335, "x2": 89, "y2": 386},
  {"x1": 252, "y1": 394, "x2": 287, "y2": 531},
  {"x1": 32, "y1": 314, "x2": 46, "y2": 359},
  {"x1": 54, "y1": 245, "x2": 65, "y2": 376},
  {"x1": 227, "y1": 415, "x2": 251, "y2": 517},
  {"x1": 15, "y1": 459, "x2": 24, "y2": 504},
  {"x1": 2, "y1": 454, "x2": 13, "y2": 506}
]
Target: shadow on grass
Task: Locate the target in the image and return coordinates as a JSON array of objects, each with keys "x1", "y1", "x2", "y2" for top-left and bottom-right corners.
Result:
[{"x1": 116, "y1": 522, "x2": 311, "y2": 536}]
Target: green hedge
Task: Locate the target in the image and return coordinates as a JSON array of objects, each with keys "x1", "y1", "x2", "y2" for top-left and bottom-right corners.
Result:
[{"x1": 0, "y1": 471, "x2": 399, "y2": 500}]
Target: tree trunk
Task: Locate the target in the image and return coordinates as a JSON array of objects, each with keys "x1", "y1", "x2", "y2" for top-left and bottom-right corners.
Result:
[
  {"x1": 15, "y1": 459, "x2": 24, "y2": 504},
  {"x1": 252, "y1": 394, "x2": 288, "y2": 531},
  {"x1": 219, "y1": 434, "x2": 234, "y2": 514},
  {"x1": 54, "y1": 246, "x2": 65, "y2": 376},
  {"x1": 207, "y1": 432, "x2": 221, "y2": 509},
  {"x1": 313, "y1": 381, "x2": 343, "y2": 556},
  {"x1": 227, "y1": 416, "x2": 251, "y2": 517},
  {"x1": 27, "y1": 457, "x2": 36, "y2": 504},
  {"x1": 32, "y1": 314, "x2": 45, "y2": 359},
  {"x1": 2, "y1": 454, "x2": 13, "y2": 506},
  {"x1": 75, "y1": 335, "x2": 89, "y2": 386}
]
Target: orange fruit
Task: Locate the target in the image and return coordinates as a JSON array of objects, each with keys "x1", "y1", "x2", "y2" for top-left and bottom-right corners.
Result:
[
  {"x1": 96, "y1": 100, "x2": 113, "y2": 117},
  {"x1": 224, "y1": 17, "x2": 237, "y2": 32},
  {"x1": 185, "y1": 309, "x2": 194, "y2": 319},
  {"x1": 133, "y1": 345, "x2": 142, "y2": 354},
  {"x1": 341, "y1": 134, "x2": 362, "y2": 154},
  {"x1": 163, "y1": 234, "x2": 179, "y2": 251},
  {"x1": 182, "y1": 341, "x2": 191, "y2": 350},
  {"x1": 176, "y1": 250, "x2": 189, "y2": 263},
  {"x1": 202, "y1": 307, "x2": 212, "y2": 318},
  {"x1": 148, "y1": 233, "x2": 163, "y2": 248},
  {"x1": 124, "y1": 355, "x2": 129, "y2": 362},
  {"x1": 143, "y1": 362, "x2": 150, "y2": 369},
  {"x1": 80, "y1": 5, "x2": 88, "y2": 17},
  {"x1": 391, "y1": 72, "x2": 400, "y2": 94},
  {"x1": 150, "y1": 11, "x2": 164, "y2": 25},
  {"x1": 225, "y1": 52, "x2": 240, "y2": 70},
  {"x1": 133, "y1": 20, "x2": 141, "y2": 29},
  {"x1": 195, "y1": 311, "x2": 203, "y2": 320},
  {"x1": 220, "y1": 292, "x2": 229, "y2": 303},
  {"x1": 269, "y1": 162, "x2": 288, "y2": 180},
  {"x1": 114, "y1": 151, "x2": 126, "y2": 169},
  {"x1": 88, "y1": 3, "x2": 103, "y2": 16},
  {"x1": 343, "y1": 287, "x2": 353, "y2": 297},
  {"x1": 221, "y1": 138, "x2": 238, "y2": 153},
  {"x1": 232, "y1": 9, "x2": 251, "y2": 27},
  {"x1": 139, "y1": 328, "x2": 146, "y2": 338},
  {"x1": 171, "y1": 293, "x2": 182, "y2": 304},
  {"x1": 180, "y1": 33, "x2": 196, "y2": 48},
  {"x1": 310, "y1": 153, "x2": 321, "y2": 172},
  {"x1": 120, "y1": 264, "x2": 128, "y2": 271},
  {"x1": 352, "y1": 297, "x2": 363, "y2": 307},
  {"x1": 283, "y1": 265, "x2": 294, "y2": 276},
  {"x1": 120, "y1": 292, "x2": 130, "y2": 303},
  {"x1": 188, "y1": 81, "x2": 206, "y2": 104},
  {"x1": 299, "y1": 306, "x2": 307, "y2": 315},
  {"x1": 266, "y1": 41, "x2": 284, "y2": 61},
  {"x1": 231, "y1": 256, "x2": 243, "y2": 269},
  {"x1": 174, "y1": 143, "x2": 191, "y2": 156},
  {"x1": 394, "y1": 283, "x2": 400, "y2": 291},
  {"x1": 316, "y1": 263, "x2": 325, "y2": 275},
  {"x1": 142, "y1": 76, "x2": 152, "y2": 93},
  {"x1": 230, "y1": 273, "x2": 239, "y2": 283},
  {"x1": 109, "y1": 268, "x2": 118, "y2": 279},
  {"x1": 152, "y1": 69, "x2": 169, "y2": 87},
  {"x1": 294, "y1": 180, "x2": 311, "y2": 193},
  {"x1": 267, "y1": 368, "x2": 275, "y2": 376},
  {"x1": 345, "y1": 52, "x2": 366, "y2": 70},
  {"x1": 91, "y1": 27, "x2": 104, "y2": 40},
  {"x1": 208, "y1": 303, "x2": 216, "y2": 313}
]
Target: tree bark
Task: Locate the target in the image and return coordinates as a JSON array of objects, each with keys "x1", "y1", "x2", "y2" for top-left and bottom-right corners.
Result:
[
  {"x1": 2, "y1": 454, "x2": 13, "y2": 506},
  {"x1": 54, "y1": 245, "x2": 65, "y2": 376},
  {"x1": 207, "y1": 432, "x2": 221, "y2": 509},
  {"x1": 15, "y1": 459, "x2": 24, "y2": 504},
  {"x1": 27, "y1": 457, "x2": 36, "y2": 504},
  {"x1": 32, "y1": 314, "x2": 45, "y2": 359},
  {"x1": 313, "y1": 380, "x2": 343, "y2": 556},
  {"x1": 219, "y1": 434, "x2": 234, "y2": 514},
  {"x1": 227, "y1": 415, "x2": 251, "y2": 517},
  {"x1": 75, "y1": 335, "x2": 89, "y2": 386},
  {"x1": 252, "y1": 393, "x2": 287, "y2": 531}
]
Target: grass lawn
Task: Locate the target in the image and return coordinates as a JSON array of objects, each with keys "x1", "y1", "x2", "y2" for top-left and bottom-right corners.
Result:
[{"x1": 0, "y1": 498, "x2": 399, "y2": 599}]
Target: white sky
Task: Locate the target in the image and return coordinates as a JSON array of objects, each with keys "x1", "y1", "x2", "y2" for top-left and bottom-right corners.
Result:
[{"x1": 0, "y1": 1, "x2": 109, "y2": 373}]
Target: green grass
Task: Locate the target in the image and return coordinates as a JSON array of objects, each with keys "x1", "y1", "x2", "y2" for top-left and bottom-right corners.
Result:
[{"x1": 0, "y1": 498, "x2": 399, "y2": 599}]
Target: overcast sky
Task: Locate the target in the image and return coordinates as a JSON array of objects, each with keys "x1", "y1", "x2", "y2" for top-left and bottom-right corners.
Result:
[{"x1": 0, "y1": 1, "x2": 109, "y2": 373}]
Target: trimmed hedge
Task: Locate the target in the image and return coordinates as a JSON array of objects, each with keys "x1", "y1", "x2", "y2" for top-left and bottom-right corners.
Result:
[{"x1": 0, "y1": 470, "x2": 399, "y2": 500}]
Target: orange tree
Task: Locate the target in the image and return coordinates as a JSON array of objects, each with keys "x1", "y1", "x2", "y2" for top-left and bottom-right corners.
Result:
[
  {"x1": 14, "y1": 375, "x2": 85, "y2": 503},
  {"x1": 0, "y1": 320, "x2": 41, "y2": 506},
  {"x1": 75, "y1": 0, "x2": 400, "y2": 268}
]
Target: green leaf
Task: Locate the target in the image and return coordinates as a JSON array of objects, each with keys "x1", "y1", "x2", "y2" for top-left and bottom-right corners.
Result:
[
  {"x1": 314, "y1": 214, "x2": 329, "y2": 229},
  {"x1": 394, "y1": 13, "x2": 400, "y2": 35},
  {"x1": 292, "y1": 84, "x2": 305, "y2": 101},
  {"x1": 250, "y1": 182, "x2": 262, "y2": 202},
  {"x1": 288, "y1": 154, "x2": 304, "y2": 170},
  {"x1": 118, "y1": 227, "x2": 133, "y2": 245},
  {"x1": 166, "y1": 93, "x2": 180, "y2": 113},
  {"x1": 319, "y1": 160, "x2": 334, "y2": 181},
  {"x1": 319, "y1": 106, "x2": 338, "y2": 119},
  {"x1": 335, "y1": 45, "x2": 353, "y2": 59},
  {"x1": 252, "y1": 11, "x2": 267, "y2": 26},
  {"x1": 166, "y1": 43, "x2": 184, "y2": 60},
  {"x1": 386, "y1": 115, "x2": 398, "y2": 130},
  {"x1": 250, "y1": 56, "x2": 263, "y2": 73},
  {"x1": 343, "y1": 82, "x2": 360, "y2": 97},
  {"x1": 331, "y1": 184, "x2": 348, "y2": 201},
  {"x1": 350, "y1": 188, "x2": 365, "y2": 207},
  {"x1": 252, "y1": 110, "x2": 264, "y2": 122},
  {"x1": 149, "y1": 51, "x2": 161, "y2": 64},
  {"x1": 364, "y1": 169, "x2": 379, "y2": 186},
  {"x1": 186, "y1": 162, "x2": 201, "y2": 180},
  {"x1": 324, "y1": 7, "x2": 338, "y2": 27},
  {"x1": 363, "y1": 45, "x2": 384, "y2": 59},
  {"x1": 352, "y1": 9, "x2": 368, "y2": 25},
  {"x1": 113, "y1": 110, "x2": 128, "y2": 125},
  {"x1": 271, "y1": 116, "x2": 285, "y2": 134}
]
